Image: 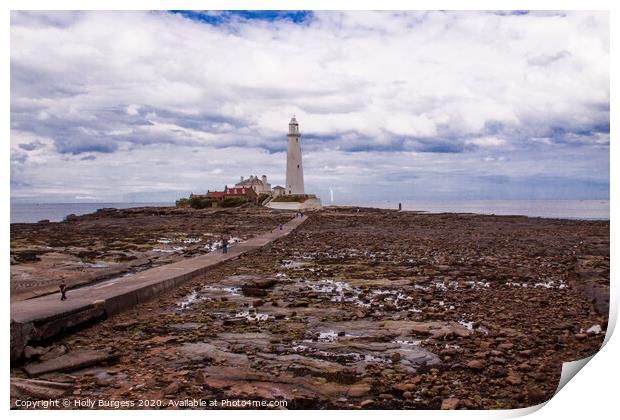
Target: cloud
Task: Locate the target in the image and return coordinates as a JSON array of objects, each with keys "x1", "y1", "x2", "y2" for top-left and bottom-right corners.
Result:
[
  {"x1": 527, "y1": 50, "x2": 572, "y2": 66},
  {"x1": 10, "y1": 10, "x2": 609, "y2": 201},
  {"x1": 465, "y1": 136, "x2": 506, "y2": 148},
  {"x1": 18, "y1": 140, "x2": 44, "y2": 151}
]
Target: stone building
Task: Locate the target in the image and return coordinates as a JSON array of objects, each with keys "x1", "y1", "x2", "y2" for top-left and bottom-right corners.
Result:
[
  {"x1": 235, "y1": 175, "x2": 271, "y2": 194},
  {"x1": 271, "y1": 185, "x2": 286, "y2": 197}
]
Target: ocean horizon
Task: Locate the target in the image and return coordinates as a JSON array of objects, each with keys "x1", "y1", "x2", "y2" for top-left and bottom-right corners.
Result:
[
  {"x1": 9, "y1": 199, "x2": 610, "y2": 224},
  {"x1": 10, "y1": 202, "x2": 173, "y2": 224}
]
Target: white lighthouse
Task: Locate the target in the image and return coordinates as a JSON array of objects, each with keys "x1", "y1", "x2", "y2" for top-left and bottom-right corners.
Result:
[
  {"x1": 286, "y1": 116, "x2": 304, "y2": 195},
  {"x1": 266, "y1": 116, "x2": 321, "y2": 210}
]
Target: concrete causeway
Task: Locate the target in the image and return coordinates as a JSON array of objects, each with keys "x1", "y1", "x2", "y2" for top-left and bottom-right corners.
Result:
[{"x1": 10, "y1": 215, "x2": 308, "y2": 361}]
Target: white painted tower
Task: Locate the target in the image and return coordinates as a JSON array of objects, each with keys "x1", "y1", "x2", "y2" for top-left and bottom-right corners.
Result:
[{"x1": 286, "y1": 116, "x2": 305, "y2": 195}]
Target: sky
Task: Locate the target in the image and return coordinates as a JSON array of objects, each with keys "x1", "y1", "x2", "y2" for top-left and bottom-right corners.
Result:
[{"x1": 10, "y1": 10, "x2": 609, "y2": 203}]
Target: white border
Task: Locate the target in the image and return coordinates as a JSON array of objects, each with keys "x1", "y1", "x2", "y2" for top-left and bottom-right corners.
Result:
[{"x1": 3, "y1": 1, "x2": 615, "y2": 419}]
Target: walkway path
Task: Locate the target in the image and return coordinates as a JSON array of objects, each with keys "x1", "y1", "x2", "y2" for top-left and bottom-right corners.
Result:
[{"x1": 10, "y1": 215, "x2": 308, "y2": 360}]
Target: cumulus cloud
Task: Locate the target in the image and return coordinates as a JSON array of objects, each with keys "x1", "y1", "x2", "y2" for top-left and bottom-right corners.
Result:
[
  {"x1": 10, "y1": 10, "x2": 609, "y2": 202},
  {"x1": 465, "y1": 136, "x2": 507, "y2": 148}
]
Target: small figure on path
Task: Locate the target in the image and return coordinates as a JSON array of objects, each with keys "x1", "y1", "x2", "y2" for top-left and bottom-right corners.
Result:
[
  {"x1": 300, "y1": 211, "x2": 304, "y2": 217},
  {"x1": 278, "y1": 223, "x2": 283, "y2": 231},
  {"x1": 59, "y1": 281, "x2": 67, "y2": 301},
  {"x1": 221, "y1": 236, "x2": 228, "y2": 254},
  {"x1": 398, "y1": 202, "x2": 402, "y2": 211}
]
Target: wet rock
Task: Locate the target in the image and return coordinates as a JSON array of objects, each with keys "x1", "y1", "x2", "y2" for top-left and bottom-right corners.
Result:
[
  {"x1": 40, "y1": 345, "x2": 67, "y2": 361},
  {"x1": 347, "y1": 383, "x2": 371, "y2": 397},
  {"x1": 524, "y1": 385, "x2": 546, "y2": 403},
  {"x1": 466, "y1": 359, "x2": 486, "y2": 371},
  {"x1": 178, "y1": 342, "x2": 249, "y2": 365},
  {"x1": 39, "y1": 372, "x2": 77, "y2": 383},
  {"x1": 250, "y1": 278, "x2": 277, "y2": 289},
  {"x1": 164, "y1": 380, "x2": 182, "y2": 396},
  {"x1": 169, "y1": 322, "x2": 203, "y2": 331},
  {"x1": 487, "y1": 366, "x2": 508, "y2": 378},
  {"x1": 242, "y1": 287, "x2": 268, "y2": 297},
  {"x1": 393, "y1": 380, "x2": 420, "y2": 393},
  {"x1": 223, "y1": 317, "x2": 247, "y2": 326},
  {"x1": 506, "y1": 370, "x2": 522, "y2": 386},
  {"x1": 112, "y1": 320, "x2": 140, "y2": 331},
  {"x1": 143, "y1": 335, "x2": 178, "y2": 345},
  {"x1": 497, "y1": 342, "x2": 514, "y2": 351},
  {"x1": 430, "y1": 325, "x2": 471, "y2": 339},
  {"x1": 241, "y1": 278, "x2": 277, "y2": 297},
  {"x1": 11, "y1": 377, "x2": 73, "y2": 400},
  {"x1": 24, "y1": 350, "x2": 116, "y2": 377},
  {"x1": 360, "y1": 399, "x2": 375, "y2": 408},
  {"x1": 441, "y1": 398, "x2": 460, "y2": 410},
  {"x1": 23, "y1": 346, "x2": 48, "y2": 360}
]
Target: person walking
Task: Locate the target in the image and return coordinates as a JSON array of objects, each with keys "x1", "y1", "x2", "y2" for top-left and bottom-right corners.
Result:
[
  {"x1": 59, "y1": 280, "x2": 67, "y2": 301},
  {"x1": 221, "y1": 236, "x2": 228, "y2": 254}
]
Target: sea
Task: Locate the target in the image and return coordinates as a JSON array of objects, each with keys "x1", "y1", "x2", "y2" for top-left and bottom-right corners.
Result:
[
  {"x1": 9, "y1": 199, "x2": 609, "y2": 224},
  {"x1": 10, "y1": 202, "x2": 173, "y2": 224},
  {"x1": 349, "y1": 199, "x2": 610, "y2": 220}
]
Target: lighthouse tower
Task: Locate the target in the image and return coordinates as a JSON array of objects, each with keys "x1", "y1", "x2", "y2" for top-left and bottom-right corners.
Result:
[{"x1": 286, "y1": 116, "x2": 305, "y2": 195}]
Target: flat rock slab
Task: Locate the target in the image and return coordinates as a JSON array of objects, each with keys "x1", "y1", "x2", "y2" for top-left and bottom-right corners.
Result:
[
  {"x1": 11, "y1": 377, "x2": 73, "y2": 399},
  {"x1": 24, "y1": 350, "x2": 114, "y2": 377}
]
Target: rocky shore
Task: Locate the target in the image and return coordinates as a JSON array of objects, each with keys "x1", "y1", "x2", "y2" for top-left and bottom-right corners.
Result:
[
  {"x1": 10, "y1": 206, "x2": 292, "y2": 301},
  {"x1": 10, "y1": 207, "x2": 609, "y2": 409}
]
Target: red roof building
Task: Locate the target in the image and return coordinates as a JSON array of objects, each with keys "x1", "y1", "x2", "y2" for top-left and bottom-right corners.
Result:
[
  {"x1": 202, "y1": 186, "x2": 258, "y2": 203},
  {"x1": 205, "y1": 191, "x2": 226, "y2": 200},
  {"x1": 224, "y1": 186, "x2": 258, "y2": 203}
]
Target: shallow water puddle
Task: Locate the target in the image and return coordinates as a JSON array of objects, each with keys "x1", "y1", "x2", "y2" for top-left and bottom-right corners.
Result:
[
  {"x1": 281, "y1": 260, "x2": 310, "y2": 269},
  {"x1": 203, "y1": 285, "x2": 242, "y2": 296},
  {"x1": 177, "y1": 290, "x2": 203, "y2": 309},
  {"x1": 176, "y1": 284, "x2": 243, "y2": 310},
  {"x1": 458, "y1": 320, "x2": 474, "y2": 330},
  {"x1": 291, "y1": 343, "x2": 389, "y2": 365},
  {"x1": 234, "y1": 310, "x2": 272, "y2": 322},
  {"x1": 534, "y1": 278, "x2": 568, "y2": 289},
  {"x1": 303, "y1": 278, "x2": 421, "y2": 311},
  {"x1": 153, "y1": 246, "x2": 185, "y2": 253},
  {"x1": 88, "y1": 262, "x2": 111, "y2": 269}
]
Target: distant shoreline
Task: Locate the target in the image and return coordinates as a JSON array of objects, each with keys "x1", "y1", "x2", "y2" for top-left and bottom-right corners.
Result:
[
  {"x1": 10, "y1": 200, "x2": 610, "y2": 224},
  {"x1": 10, "y1": 202, "x2": 173, "y2": 224}
]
